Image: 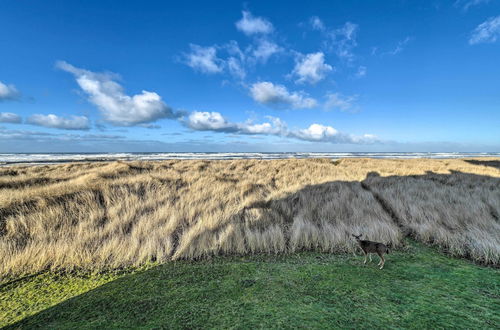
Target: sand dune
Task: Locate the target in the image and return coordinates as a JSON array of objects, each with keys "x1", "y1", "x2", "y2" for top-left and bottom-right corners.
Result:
[{"x1": 1, "y1": 158, "x2": 499, "y2": 277}]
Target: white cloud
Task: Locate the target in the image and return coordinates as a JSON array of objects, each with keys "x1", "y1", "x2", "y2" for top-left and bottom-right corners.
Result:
[
  {"x1": 250, "y1": 82, "x2": 317, "y2": 109},
  {"x1": 324, "y1": 92, "x2": 358, "y2": 112},
  {"x1": 183, "y1": 109, "x2": 376, "y2": 144},
  {"x1": 0, "y1": 112, "x2": 22, "y2": 123},
  {"x1": 290, "y1": 124, "x2": 338, "y2": 141},
  {"x1": 184, "y1": 111, "x2": 286, "y2": 135},
  {"x1": 235, "y1": 11, "x2": 273, "y2": 36},
  {"x1": 469, "y1": 16, "x2": 500, "y2": 44},
  {"x1": 252, "y1": 39, "x2": 282, "y2": 62},
  {"x1": 289, "y1": 123, "x2": 377, "y2": 143},
  {"x1": 27, "y1": 114, "x2": 90, "y2": 130},
  {"x1": 57, "y1": 61, "x2": 179, "y2": 126},
  {"x1": 241, "y1": 116, "x2": 287, "y2": 135},
  {"x1": 0, "y1": 81, "x2": 20, "y2": 101},
  {"x1": 184, "y1": 44, "x2": 224, "y2": 74},
  {"x1": 293, "y1": 52, "x2": 333, "y2": 84},
  {"x1": 310, "y1": 16, "x2": 325, "y2": 31},
  {"x1": 186, "y1": 111, "x2": 237, "y2": 132}
]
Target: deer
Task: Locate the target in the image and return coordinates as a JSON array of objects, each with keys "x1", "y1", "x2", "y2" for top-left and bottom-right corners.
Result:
[{"x1": 351, "y1": 234, "x2": 390, "y2": 269}]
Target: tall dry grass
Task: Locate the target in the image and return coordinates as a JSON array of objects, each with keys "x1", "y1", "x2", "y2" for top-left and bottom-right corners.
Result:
[{"x1": 0, "y1": 158, "x2": 499, "y2": 278}]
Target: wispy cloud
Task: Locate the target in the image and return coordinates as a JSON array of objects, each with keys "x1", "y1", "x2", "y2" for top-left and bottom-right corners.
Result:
[
  {"x1": 328, "y1": 22, "x2": 359, "y2": 60},
  {"x1": 385, "y1": 37, "x2": 412, "y2": 55},
  {"x1": 292, "y1": 52, "x2": 333, "y2": 84},
  {"x1": 324, "y1": 92, "x2": 359, "y2": 112},
  {"x1": 308, "y1": 17, "x2": 359, "y2": 61},
  {"x1": 309, "y1": 16, "x2": 325, "y2": 31},
  {"x1": 0, "y1": 112, "x2": 22, "y2": 123},
  {"x1": 57, "y1": 61, "x2": 181, "y2": 126},
  {"x1": 0, "y1": 81, "x2": 20, "y2": 101},
  {"x1": 469, "y1": 16, "x2": 500, "y2": 44},
  {"x1": 235, "y1": 10, "x2": 274, "y2": 36},
  {"x1": 252, "y1": 39, "x2": 282, "y2": 62},
  {"x1": 184, "y1": 44, "x2": 224, "y2": 74},
  {"x1": 355, "y1": 66, "x2": 367, "y2": 78},
  {"x1": 250, "y1": 81, "x2": 317, "y2": 109},
  {"x1": 27, "y1": 114, "x2": 90, "y2": 130},
  {"x1": 455, "y1": 0, "x2": 491, "y2": 12}
]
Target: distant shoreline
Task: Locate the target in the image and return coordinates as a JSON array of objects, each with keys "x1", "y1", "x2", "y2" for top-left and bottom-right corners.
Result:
[{"x1": 1, "y1": 152, "x2": 500, "y2": 166}]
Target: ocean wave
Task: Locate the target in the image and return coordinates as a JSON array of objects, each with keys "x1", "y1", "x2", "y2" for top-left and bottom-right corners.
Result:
[{"x1": 0, "y1": 152, "x2": 499, "y2": 165}]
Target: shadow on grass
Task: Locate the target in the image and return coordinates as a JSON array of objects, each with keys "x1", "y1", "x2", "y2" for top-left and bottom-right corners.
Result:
[
  {"x1": 5, "y1": 169, "x2": 500, "y2": 328},
  {"x1": 464, "y1": 159, "x2": 500, "y2": 170},
  {"x1": 7, "y1": 244, "x2": 499, "y2": 329}
]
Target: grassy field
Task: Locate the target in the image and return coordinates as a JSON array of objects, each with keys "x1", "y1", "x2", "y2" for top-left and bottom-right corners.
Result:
[
  {"x1": 1, "y1": 158, "x2": 499, "y2": 279},
  {"x1": 1, "y1": 158, "x2": 499, "y2": 327},
  {"x1": 1, "y1": 241, "x2": 498, "y2": 329}
]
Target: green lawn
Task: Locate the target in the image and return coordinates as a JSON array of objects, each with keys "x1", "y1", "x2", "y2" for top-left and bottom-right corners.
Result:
[{"x1": 1, "y1": 242, "x2": 499, "y2": 329}]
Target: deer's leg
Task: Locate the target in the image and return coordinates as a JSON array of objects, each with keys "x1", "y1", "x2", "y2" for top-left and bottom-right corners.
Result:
[
  {"x1": 369, "y1": 254, "x2": 372, "y2": 263},
  {"x1": 363, "y1": 250, "x2": 367, "y2": 264},
  {"x1": 377, "y1": 252, "x2": 385, "y2": 269}
]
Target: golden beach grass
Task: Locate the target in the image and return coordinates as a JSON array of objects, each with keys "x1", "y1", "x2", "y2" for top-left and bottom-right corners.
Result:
[{"x1": 1, "y1": 158, "x2": 499, "y2": 277}]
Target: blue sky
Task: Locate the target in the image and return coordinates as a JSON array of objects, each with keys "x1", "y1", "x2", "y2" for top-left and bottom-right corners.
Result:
[{"x1": 0, "y1": 0, "x2": 499, "y2": 152}]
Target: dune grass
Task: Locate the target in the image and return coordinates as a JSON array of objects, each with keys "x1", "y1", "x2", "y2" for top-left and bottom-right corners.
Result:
[
  {"x1": 1, "y1": 241, "x2": 498, "y2": 329},
  {"x1": 1, "y1": 158, "x2": 499, "y2": 279}
]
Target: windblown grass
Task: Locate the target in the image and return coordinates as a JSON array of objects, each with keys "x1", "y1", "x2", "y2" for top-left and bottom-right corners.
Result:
[{"x1": 1, "y1": 158, "x2": 499, "y2": 278}]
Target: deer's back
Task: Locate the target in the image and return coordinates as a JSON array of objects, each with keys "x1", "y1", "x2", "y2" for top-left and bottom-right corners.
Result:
[{"x1": 359, "y1": 240, "x2": 388, "y2": 253}]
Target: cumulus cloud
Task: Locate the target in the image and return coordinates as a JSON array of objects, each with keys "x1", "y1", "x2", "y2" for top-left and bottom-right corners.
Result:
[
  {"x1": 57, "y1": 61, "x2": 179, "y2": 126},
  {"x1": 27, "y1": 114, "x2": 90, "y2": 130},
  {"x1": 292, "y1": 52, "x2": 333, "y2": 84},
  {"x1": 183, "y1": 109, "x2": 376, "y2": 144},
  {"x1": 0, "y1": 81, "x2": 20, "y2": 101},
  {"x1": 235, "y1": 11, "x2": 274, "y2": 36},
  {"x1": 0, "y1": 112, "x2": 22, "y2": 123},
  {"x1": 469, "y1": 16, "x2": 500, "y2": 44},
  {"x1": 324, "y1": 92, "x2": 358, "y2": 112},
  {"x1": 184, "y1": 44, "x2": 224, "y2": 74},
  {"x1": 250, "y1": 82, "x2": 317, "y2": 109},
  {"x1": 289, "y1": 123, "x2": 376, "y2": 143},
  {"x1": 184, "y1": 111, "x2": 286, "y2": 135},
  {"x1": 290, "y1": 123, "x2": 338, "y2": 141},
  {"x1": 185, "y1": 111, "x2": 237, "y2": 132}
]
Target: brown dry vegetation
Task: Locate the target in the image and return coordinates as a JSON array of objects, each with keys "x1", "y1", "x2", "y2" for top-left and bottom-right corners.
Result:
[{"x1": 1, "y1": 158, "x2": 499, "y2": 278}]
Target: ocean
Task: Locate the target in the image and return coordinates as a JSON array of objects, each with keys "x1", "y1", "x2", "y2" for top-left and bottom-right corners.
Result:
[{"x1": 1, "y1": 152, "x2": 499, "y2": 165}]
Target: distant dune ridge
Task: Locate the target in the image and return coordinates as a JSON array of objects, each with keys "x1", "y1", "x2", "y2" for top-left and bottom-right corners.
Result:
[{"x1": 0, "y1": 158, "x2": 499, "y2": 277}]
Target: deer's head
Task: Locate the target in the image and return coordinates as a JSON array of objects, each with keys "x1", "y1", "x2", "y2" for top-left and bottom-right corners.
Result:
[{"x1": 351, "y1": 234, "x2": 362, "y2": 241}]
